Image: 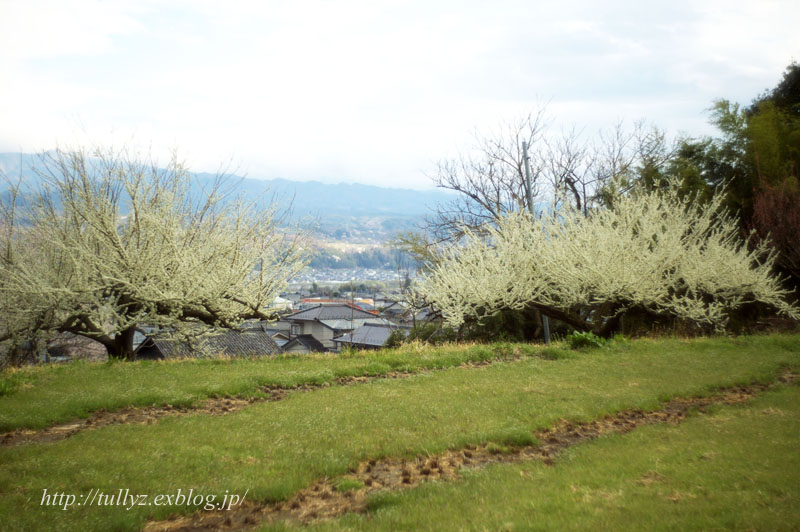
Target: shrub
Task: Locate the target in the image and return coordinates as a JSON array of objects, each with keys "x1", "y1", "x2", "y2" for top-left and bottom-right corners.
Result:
[{"x1": 565, "y1": 331, "x2": 607, "y2": 349}]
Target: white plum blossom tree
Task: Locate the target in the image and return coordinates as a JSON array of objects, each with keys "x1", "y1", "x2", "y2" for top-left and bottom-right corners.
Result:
[
  {"x1": 0, "y1": 147, "x2": 307, "y2": 360},
  {"x1": 416, "y1": 184, "x2": 798, "y2": 336}
]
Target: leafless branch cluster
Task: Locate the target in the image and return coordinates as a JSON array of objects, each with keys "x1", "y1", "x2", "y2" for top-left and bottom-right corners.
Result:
[{"x1": 422, "y1": 109, "x2": 678, "y2": 246}]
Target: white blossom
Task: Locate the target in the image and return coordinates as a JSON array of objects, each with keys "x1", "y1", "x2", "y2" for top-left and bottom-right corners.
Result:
[
  {"x1": 417, "y1": 185, "x2": 798, "y2": 333},
  {"x1": 0, "y1": 147, "x2": 307, "y2": 359}
]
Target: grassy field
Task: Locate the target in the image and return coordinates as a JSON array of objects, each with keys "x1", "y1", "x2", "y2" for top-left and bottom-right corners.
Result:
[
  {"x1": 296, "y1": 384, "x2": 800, "y2": 532},
  {"x1": 0, "y1": 334, "x2": 798, "y2": 531},
  {"x1": 0, "y1": 341, "x2": 552, "y2": 431}
]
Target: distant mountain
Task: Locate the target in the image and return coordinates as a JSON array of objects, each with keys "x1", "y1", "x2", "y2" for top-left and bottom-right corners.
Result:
[
  {"x1": 191, "y1": 173, "x2": 451, "y2": 218},
  {"x1": 0, "y1": 152, "x2": 454, "y2": 240}
]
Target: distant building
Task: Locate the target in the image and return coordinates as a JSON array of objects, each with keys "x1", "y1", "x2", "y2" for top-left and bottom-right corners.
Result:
[
  {"x1": 299, "y1": 298, "x2": 377, "y2": 312},
  {"x1": 264, "y1": 329, "x2": 291, "y2": 348},
  {"x1": 285, "y1": 303, "x2": 391, "y2": 350},
  {"x1": 334, "y1": 323, "x2": 407, "y2": 350},
  {"x1": 269, "y1": 296, "x2": 294, "y2": 312},
  {"x1": 282, "y1": 334, "x2": 327, "y2": 354},
  {"x1": 381, "y1": 300, "x2": 410, "y2": 321}
]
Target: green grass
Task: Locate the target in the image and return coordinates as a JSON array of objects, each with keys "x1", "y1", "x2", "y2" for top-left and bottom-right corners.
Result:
[
  {"x1": 334, "y1": 478, "x2": 365, "y2": 493},
  {"x1": 0, "y1": 341, "x2": 548, "y2": 431},
  {"x1": 295, "y1": 383, "x2": 800, "y2": 532},
  {"x1": 0, "y1": 334, "x2": 797, "y2": 531}
]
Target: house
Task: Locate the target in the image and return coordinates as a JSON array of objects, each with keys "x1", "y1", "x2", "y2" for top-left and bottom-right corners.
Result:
[
  {"x1": 269, "y1": 296, "x2": 294, "y2": 313},
  {"x1": 381, "y1": 300, "x2": 410, "y2": 321},
  {"x1": 299, "y1": 298, "x2": 375, "y2": 311},
  {"x1": 134, "y1": 329, "x2": 282, "y2": 360},
  {"x1": 282, "y1": 334, "x2": 327, "y2": 354},
  {"x1": 284, "y1": 303, "x2": 390, "y2": 350},
  {"x1": 373, "y1": 293, "x2": 404, "y2": 310},
  {"x1": 264, "y1": 329, "x2": 291, "y2": 348},
  {"x1": 413, "y1": 306, "x2": 440, "y2": 323},
  {"x1": 333, "y1": 323, "x2": 407, "y2": 350},
  {"x1": 238, "y1": 319, "x2": 293, "y2": 348}
]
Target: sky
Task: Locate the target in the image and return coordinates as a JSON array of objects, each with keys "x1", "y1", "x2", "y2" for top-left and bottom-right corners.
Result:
[{"x1": 1, "y1": 0, "x2": 798, "y2": 189}]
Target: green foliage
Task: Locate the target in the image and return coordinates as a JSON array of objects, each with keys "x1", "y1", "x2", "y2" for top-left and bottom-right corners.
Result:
[
  {"x1": 384, "y1": 329, "x2": 407, "y2": 348},
  {"x1": 565, "y1": 331, "x2": 608, "y2": 350},
  {"x1": 746, "y1": 102, "x2": 800, "y2": 184},
  {"x1": 388, "y1": 231, "x2": 440, "y2": 272},
  {"x1": 464, "y1": 308, "x2": 541, "y2": 342},
  {"x1": 337, "y1": 345, "x2": 358, "y2": 357},
  {"x1": 539, "y1": 346, "x2": 574, "y2": 360},
  {"x1": 334, "y1": 478, "x2": 365, "y2": 492},
  {"x1": 402, "y1": 322, "x2": 457, "y2": 345},
  {"x1": 750, "y1": 61, "x2": 800, "y2": 116},
  {"x1": 0, "y1": 372, "x2": 21, "y2": 397}
]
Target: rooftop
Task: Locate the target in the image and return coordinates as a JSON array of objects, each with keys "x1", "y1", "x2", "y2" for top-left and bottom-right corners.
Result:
[
  {"x1": 334, "y1": 323, "x2": 407, "y2": 348},
  {"x1": 287, "y1": 304, "x2": 378, "y2": 322},
  {"x1": 135, "y1": 329, "x2": 282, "y2": 359}
]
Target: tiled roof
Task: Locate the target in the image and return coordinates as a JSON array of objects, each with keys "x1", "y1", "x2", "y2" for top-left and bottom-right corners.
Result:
[
  {"x1": 318, "y1": 317, "x2": 390, "y2": 331},
  {"x1": 287, "y1": 304, "x2": 378, "y2": 322},
  {"x1": 334, "y1": 323, "x2": 406, "y2": 347},
  {"x1": 135, "y1": 329, "x2": 281, "y2": 359}
]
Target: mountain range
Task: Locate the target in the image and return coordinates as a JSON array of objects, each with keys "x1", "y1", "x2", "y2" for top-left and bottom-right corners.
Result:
[{"x1": 0, "y1": 152, "x2": 454, "y2": 241}]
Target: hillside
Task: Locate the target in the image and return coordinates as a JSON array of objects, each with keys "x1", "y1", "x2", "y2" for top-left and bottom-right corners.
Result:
[{"x1": 0, "y1": 334, "x2": 798, "y2": 531}]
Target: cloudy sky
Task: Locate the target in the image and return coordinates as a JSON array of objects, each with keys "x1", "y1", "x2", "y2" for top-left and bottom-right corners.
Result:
[{"x1": 1, "y1": 0, "x2": 798, "y2": 189}]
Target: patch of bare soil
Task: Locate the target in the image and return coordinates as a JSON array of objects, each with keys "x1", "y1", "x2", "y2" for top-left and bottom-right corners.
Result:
[
  {"x1": 0, "y1": 372, "x2": 425, "y2": 446},
  {"x1": 143, "y1": 372, "x2": 796, "y2": 532}
]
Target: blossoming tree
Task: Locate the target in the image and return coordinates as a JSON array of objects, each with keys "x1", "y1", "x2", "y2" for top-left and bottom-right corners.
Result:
[
  {"x1": 0, "y1": 147, "x2": 307, "y2": 360},
  {"x1": 416, "y1": 185, "x2": 798, "y2": 336}
]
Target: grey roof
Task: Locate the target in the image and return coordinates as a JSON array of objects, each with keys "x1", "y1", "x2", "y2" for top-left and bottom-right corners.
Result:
[
  {"x1": 239, "y1": 320, "x2": 292, "y2": 332},
  {"x1": 287, "y1": 304, "x2": 378, "y2": 322},
  {"x1": 282, "y1": 334, "x2": 326, "y2": 353},
  {"x1": 318, "y1": 317, "x2": 391, "y2": 332},
  {"x1": 334, "y1": 323, "x2": 406, "y2": 348},
  {"x1": 410, "y1": 307, "x2": 440, "y2": 322},
  {"x1": 135, "y1": 329, "x2": 282, "y2": 359}
]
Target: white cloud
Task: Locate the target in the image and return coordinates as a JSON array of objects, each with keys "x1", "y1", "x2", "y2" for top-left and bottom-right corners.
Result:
[
  {"x1": 0, "y1": 0, "x2": 147, "y2": 61},
  {"x1": 0, "y1": 0, "x2": 798, "y2": 188}
]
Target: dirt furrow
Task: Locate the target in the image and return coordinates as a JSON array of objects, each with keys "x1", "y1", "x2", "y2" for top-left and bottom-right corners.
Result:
[
  {"x1": 0, "y1": 375, "x2": 412, "y2": 446},
  {"x1": 143, "y1": 371, "x2": 796, "y2": 532},
  {"x1": 2, "y1": 360, "x2": 502, "y2": 446}
]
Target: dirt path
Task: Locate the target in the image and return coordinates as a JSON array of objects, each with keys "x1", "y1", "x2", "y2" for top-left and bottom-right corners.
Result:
[{"x1": 143, "y1": 371, "x2": 796, "y2": 532}]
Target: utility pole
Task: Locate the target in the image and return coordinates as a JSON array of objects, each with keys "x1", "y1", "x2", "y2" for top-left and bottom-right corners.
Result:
[{"x1": 522, "y1": 141, "x2": 551, "y2": 344}]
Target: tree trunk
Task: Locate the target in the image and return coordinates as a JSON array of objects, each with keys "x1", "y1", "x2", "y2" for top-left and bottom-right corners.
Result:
[
  {"x1": 105, "y1": 327, "x2": 137, "y2": 360},
  {"x1": 596, "y1": 313, "x2": 623, "y2": 338},
  {"x1": 524, "y1": 307, "x2": 543, "y2": 340}
]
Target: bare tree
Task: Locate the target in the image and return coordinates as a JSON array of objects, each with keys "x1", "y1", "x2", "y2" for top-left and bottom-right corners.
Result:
[
  {"x1": 425, "y1": 110, "x2": 549, "y2": 243},
  {"x1": 542, "y1": 121, "x2": 677, "y2": 215}
]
